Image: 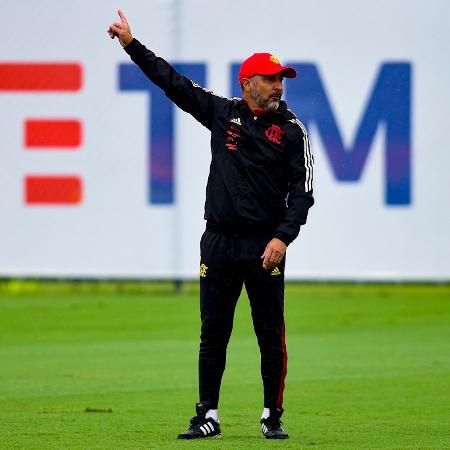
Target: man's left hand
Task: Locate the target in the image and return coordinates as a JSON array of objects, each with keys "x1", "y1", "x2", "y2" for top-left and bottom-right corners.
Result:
[{"x1": 261, "y1": 238, "x2": 287, "y2": 270}]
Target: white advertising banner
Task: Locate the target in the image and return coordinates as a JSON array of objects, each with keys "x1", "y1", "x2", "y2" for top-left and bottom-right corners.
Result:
[{"x1": 0, "y1": 0, "x2": 449, "y2": 280}]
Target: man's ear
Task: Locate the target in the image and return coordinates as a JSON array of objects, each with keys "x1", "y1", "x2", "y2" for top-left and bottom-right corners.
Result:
[{"x1": 242, "y1": 78, "x2": 251, "y2": 93}]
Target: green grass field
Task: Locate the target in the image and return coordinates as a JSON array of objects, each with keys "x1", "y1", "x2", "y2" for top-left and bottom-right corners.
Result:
[{"x1": 0, "y1": 282, "x2": 449, "y2": 449}]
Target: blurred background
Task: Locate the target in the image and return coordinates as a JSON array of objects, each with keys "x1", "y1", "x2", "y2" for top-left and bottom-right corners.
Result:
[
  {"x1": 1, "y1": 3, "x2": 449, "y2": 448},
  {"x1": 1, "y1": 0, "x2": 449, "y2": 281}
]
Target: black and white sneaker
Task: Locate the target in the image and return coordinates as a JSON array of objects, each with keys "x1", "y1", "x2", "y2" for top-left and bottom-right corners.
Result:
[
  {"x1": 261, "y1": 407, "x2": 289, "y2": 439},
  {"x1": 177, "y1": 402, "x2": 221, "y2": 439}
]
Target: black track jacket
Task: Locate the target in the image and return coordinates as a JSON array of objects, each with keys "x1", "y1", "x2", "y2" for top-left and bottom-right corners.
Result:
[{"x1": 125, "y1": 39, "x2": 314, "y2": 246}]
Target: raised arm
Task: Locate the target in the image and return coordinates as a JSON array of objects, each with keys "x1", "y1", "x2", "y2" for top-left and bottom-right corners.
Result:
[{"x1": 107, "y1": 10, "x2": 227, "y2": 129}]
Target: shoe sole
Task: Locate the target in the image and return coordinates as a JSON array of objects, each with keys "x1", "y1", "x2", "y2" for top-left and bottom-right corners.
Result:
[
  {"x1": 177, "y1": 433, "x2": 221, "y2": 440},
  {"x1": 263, "y1": 434, "x2": 289, "y2": 439}
]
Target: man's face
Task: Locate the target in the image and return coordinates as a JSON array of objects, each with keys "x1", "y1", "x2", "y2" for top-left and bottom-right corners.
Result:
[{"x1": 248, "y1": 73, "x2": 284, "y2": 111}]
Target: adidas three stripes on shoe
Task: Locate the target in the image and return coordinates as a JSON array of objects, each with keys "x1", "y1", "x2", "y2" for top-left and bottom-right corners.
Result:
[
  {"x1": 260, "y1": 407, "x2": 289, "y2": 439},
  {"x1": 177, "y1": 402, "x2": 221, "y2": 439}
]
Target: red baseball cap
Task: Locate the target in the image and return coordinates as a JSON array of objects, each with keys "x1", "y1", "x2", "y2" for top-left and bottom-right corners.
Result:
[{"x1": 238, "y1": 53, "x2": 296, "y2": 83}]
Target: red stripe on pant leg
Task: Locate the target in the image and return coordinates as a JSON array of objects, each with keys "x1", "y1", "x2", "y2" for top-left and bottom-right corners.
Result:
[
  {"x1": 25, "y1": 176, "x2": 82, "y2": 205},
  {"x1": 24, "y1": 119, "x2": 82, "y2": 148},
  {"x1": 0, "y1": 63, "x2": 82, "y2": 91},
  {"x1": 277, "y1": 320, "x2": 287, "y2": 408}
]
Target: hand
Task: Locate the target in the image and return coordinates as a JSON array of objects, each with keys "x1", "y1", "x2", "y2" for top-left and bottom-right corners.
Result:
[
  {"x1": 107, "y1": 9, "x2": 133, "y2": 47},
  {"x1": 261, "y1": 238, "x2": 287, "y2": 270}
]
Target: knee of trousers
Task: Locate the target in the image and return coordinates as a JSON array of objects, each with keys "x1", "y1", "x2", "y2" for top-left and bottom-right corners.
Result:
[
  {"x1": 253, "y1": 323, "x2": 284, "y2": 349},
  {"x1": 200, "y1": 319, "x2": 233, "y2": 353}
]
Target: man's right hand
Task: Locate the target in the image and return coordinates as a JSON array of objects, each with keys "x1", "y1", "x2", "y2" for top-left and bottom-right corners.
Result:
[{"x1": 107, "y1": 9, "x2": 133, "y2": 48}]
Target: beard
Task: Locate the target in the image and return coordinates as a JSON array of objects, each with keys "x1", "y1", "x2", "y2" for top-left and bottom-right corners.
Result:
[{"x1": 249, "y1": 80, "x2": 280, "y2": 112}]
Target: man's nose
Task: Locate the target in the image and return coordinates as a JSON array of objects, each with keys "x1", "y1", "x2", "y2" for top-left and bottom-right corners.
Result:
[{"x1": 273, "y1": 80, "x2": 283, "y2": 91}]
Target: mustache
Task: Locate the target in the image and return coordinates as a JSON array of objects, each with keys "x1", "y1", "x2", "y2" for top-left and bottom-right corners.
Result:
[{"x1": 270, "y1": 92, "x2": 282, "y2": 99}]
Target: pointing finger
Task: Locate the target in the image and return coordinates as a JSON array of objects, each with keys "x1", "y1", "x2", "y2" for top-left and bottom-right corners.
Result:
[{"x1": 118, "y1": 9, "x2": 128, "y2": 26}]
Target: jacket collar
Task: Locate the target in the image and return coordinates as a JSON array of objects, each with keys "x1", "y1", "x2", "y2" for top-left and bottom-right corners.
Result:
[{"x1": 237, "y1": 99, "x2": 291, "y2": 120}]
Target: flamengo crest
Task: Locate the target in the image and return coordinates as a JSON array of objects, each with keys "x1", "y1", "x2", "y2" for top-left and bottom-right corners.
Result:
[{"x1": 265, "y1": 124, "x2": 284, "y2": 144}]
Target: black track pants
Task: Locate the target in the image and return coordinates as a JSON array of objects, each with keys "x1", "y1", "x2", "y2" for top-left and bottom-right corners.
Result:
[{"x1": 198, "y1": 230, "x2": 287, "y2": 409}]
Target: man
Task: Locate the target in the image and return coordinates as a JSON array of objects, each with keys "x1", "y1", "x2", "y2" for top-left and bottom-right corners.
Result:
[{"x1": 108, "y1": 9, "x2": 314, "y2": 440}]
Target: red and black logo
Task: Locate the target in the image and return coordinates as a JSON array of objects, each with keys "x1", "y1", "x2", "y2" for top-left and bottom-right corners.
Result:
[{"x1": 265, "y1": 124, "x2": 284, "y2": 145}]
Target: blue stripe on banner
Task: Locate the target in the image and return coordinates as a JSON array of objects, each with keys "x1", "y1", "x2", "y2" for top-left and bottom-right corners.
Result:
[{"x1": 119, "y1": 63, "x2": 206, "y2": 205}]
